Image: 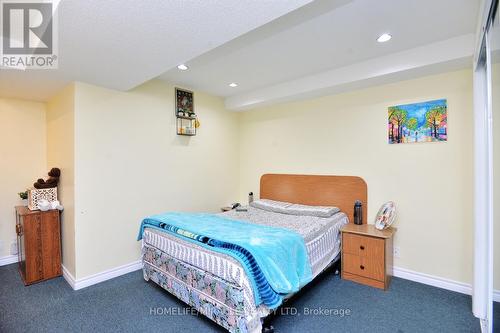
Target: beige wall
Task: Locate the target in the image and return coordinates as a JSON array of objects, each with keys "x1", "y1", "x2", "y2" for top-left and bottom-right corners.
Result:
[
  {"x1": 238, "y1": 69, "x2": 474, "y2": 285},
  {"x1": 2, "y1": 68, "x2": 493, "y2": 291},
  {"x1": 46, "y1": 84, "x2": 76, "y2": 276},
  {"x1": 72, "y1": 80, "x2": 240, "y2": 278},
  {"x1": 0, "y1": 98, "x2": 46, "y2": 258}
]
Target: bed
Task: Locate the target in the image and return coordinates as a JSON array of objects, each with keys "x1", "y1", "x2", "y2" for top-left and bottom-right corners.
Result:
[{"x1": 139, "y1": 174, "x2": 367, "y2": 333}]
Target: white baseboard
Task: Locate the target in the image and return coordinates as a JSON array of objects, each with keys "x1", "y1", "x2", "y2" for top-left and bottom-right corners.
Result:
[
  {"x1": 6, "y1": 253, "x2": 498, "y2": 303},
  {"x1": 62, "y1": 260, "x2": 142, "y2": 291},
  {"x1": 61, "y1": 264, "x2": 76, "y2": 290},
  {"x1": 0, "y1": 255, "x2": 18, "y2": 266},
  {"x1": 393, "y1": 266, "x2": 500, "y2": 303},
  {"x1": 494, "y1": 290, "x2": 500, "y2": 303},
  {"x1": 393, "y1": 266, "x2": 472, "y2": 294}
]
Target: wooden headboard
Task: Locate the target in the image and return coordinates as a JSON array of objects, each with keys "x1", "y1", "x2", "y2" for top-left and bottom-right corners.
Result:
[{"x1": 260, "y1": 174, "x2": 367, "y2": 224}]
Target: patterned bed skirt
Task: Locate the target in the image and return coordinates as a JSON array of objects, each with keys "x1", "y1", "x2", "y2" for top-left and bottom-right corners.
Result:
[{"x1": 142, "y1": 244, "x2": 263, "y2": 333}]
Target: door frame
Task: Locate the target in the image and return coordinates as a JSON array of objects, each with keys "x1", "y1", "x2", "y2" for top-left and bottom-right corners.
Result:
[{"x1": 472, "y1": 1, "x2": 497, "y2": 332}]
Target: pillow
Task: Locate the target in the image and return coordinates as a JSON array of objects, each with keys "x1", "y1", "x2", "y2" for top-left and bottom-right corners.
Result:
[
  {"x1": 286, "y1": 203, "x2": 340, "y2": 218},
  {"x1": 250, "y1": 199, "x2": 340, "y2": 217},
  {"x1": 250, "y1": 199, "x2": 292, "y2": 214}
]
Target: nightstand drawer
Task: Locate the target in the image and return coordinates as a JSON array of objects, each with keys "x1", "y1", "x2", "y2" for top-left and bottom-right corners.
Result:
[
  {"x1": 343, "y1": 253, "x2": 384, "y2": 281},
  {"x1": 343, "y1": 233, "x2": 384, "y2": 257}
]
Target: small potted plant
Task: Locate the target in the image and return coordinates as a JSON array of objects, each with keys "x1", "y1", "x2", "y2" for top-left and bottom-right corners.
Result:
[{"x1": 18, "y1": 190, "x2": 28, "y2": 206}]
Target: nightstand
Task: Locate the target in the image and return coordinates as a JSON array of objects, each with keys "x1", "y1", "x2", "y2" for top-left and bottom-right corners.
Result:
[
  {"x1": 341, "y1": 224, "x2": 396, "y2": 290},
  {"x1": 15, "y1": 206, "x2": 62, "y2": 285}
]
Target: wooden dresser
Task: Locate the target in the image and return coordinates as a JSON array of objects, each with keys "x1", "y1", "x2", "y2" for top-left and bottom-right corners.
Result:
[
  {"x1": 15, "y1": 206, "x2": 62, "y2": 285},
  {"x1": 341, "y1": 224, "x2": 396, "y2": 290}
]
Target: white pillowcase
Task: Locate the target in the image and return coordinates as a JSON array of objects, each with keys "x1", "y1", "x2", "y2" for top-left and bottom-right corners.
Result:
[
  {"x1": 250, "y1": 199, "x2": 340, "y2": 218},
  {"x1": 249, "y1": 199, "x2": 291, "y2": 213}
]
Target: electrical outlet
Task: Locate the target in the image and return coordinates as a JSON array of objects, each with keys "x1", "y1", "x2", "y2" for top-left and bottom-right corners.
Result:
[
  {"x1": 10, "y1": 241, "x2": 18, "y2": 255},
  {"x1": 393, "y1": 246, "x2": 400, "y2": 258}
]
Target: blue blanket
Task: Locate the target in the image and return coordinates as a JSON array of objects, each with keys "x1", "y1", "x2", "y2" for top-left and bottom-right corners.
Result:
[{"x1": 137, "y1": 212, "x2": 312, "y2": 309}]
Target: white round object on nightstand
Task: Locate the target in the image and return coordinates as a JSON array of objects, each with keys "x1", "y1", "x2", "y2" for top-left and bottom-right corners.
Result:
[{"x1": 374, "y1": 201, "x2": 396, "y2": 230}]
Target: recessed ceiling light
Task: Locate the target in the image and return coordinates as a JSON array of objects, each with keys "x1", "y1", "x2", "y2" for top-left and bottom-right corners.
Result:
[
  {"x1": 177, "y1": 64, "x2": 188, "y2": 71},
  {"x1": 229, "y1": 82, "x2": 238, "y2": 87},
  {"x1": 377, "y1": 33, "x2": 392, "y2": 43}
]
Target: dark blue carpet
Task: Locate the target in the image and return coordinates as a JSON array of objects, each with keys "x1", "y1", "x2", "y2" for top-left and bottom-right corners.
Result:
[{"x1": 0, "y1": 263, "x2": 497, "y2": 332}]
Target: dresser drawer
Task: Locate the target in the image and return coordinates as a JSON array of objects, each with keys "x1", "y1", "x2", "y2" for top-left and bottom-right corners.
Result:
[
  {"x1": 343, "y1": 253, "x2": 384, "y2": 281},
  {"x1": 343, "y1": 233, "x2": 384, "y2": 257}
]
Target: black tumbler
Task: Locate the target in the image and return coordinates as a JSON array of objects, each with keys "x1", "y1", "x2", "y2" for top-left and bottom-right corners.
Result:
[{"x1": 353, "y1": 200, "x2": 362, "y2": 225}]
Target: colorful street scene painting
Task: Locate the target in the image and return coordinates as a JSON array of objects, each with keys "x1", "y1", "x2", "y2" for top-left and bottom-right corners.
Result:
[{"x1": 388, "y1": 99, "x2": 447, "y2": 144}]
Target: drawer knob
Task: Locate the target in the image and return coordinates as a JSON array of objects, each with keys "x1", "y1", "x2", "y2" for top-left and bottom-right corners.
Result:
[
  {"x1": 359, "y1": 245, "x2": 365, "y2": 250},
  {"x1": 360, "y1": 265, "x2": 365, "y2": 270}
]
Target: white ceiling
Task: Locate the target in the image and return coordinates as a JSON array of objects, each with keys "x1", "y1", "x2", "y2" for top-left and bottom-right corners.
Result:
[
  {"x1": 0, "y1": 0, "x2": 312, "y2": 101},
  {"x1": 0, "y1": 0, "x2": 481, "y2": 107},
  {"x1": 159, "y1": 0, "x2": 480, "y2": 109},
  {"x1": 225, "y1": 34, "x2": 475, "y2": 110}
]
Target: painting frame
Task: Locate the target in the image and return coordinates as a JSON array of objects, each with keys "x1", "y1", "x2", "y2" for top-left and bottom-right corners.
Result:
[
  {"x1": 175, "y1": 87, "x2": 194, "y2": 116},
  {"x1": 388, "y1": 99, "x2": 447, "y2": 144}
]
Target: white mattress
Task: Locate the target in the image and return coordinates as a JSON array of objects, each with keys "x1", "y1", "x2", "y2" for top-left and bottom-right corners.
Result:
[
  {"x1": 221, "y1": 207, "x2": 347, "y2": 276},
  {"x1": 142, "y1": 209, "x2": 347, "y2": 322},
  {"x1": 143, "y1": 227, "x2": 258, "y2": 316},
  {"x1": 142, "y1": 208, "x2": 347, "y2": 281}
]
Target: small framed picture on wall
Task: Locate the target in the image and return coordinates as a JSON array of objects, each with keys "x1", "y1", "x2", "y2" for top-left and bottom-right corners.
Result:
[{"x1": 175, "y1": 88, "x2": 194, "y2": 117}]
